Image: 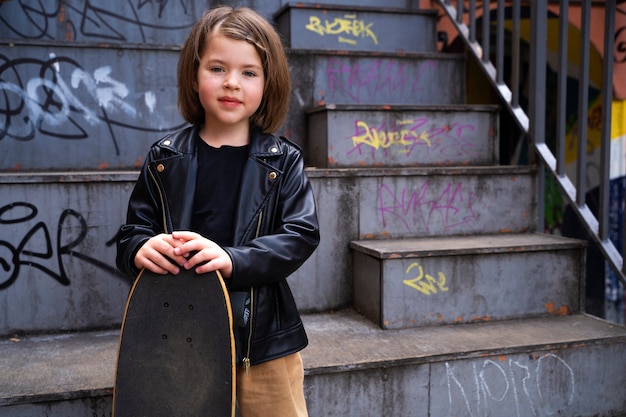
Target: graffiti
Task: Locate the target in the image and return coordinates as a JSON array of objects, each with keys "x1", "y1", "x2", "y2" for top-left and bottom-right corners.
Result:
[
  {"x1": 305, "y1": 14, "x2": 378, "y2": 46},
  {"x1": 403, "y1": 262, "x2": 448, "y2": 295},
  {"x1": 378, "y1": 182, "x2": 481, "y2": 234},
  {"x1": 324, "y1": 58, "x2": 437, "y2": 104},
  {"x1": 0, "y1": 202, "x2": 124, "y2": 291},
  {"x1": 351, "y1": 118, "x2": 431, "y2": 151},
  {"x1": 348, "y1": 117, "x2": 479, "y2": 159},
  {"x1": 445, "y1": 353, "x2": 575, "y2": 416},
  {"x1": 0, "y1": 54, "x2": 181, "y2": 155},
  {"x1": 0, "y1": 0, "x2": 195, "y2": 42}
]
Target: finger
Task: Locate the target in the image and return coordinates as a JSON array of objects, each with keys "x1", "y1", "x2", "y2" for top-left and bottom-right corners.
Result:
[
  {"x1": 174, "y1": 239, "x2": 212, "y2": 258},
  {"x1": 138, "y1": 257, "x2": 180, "y2": 275},
  {"x1": 171, "y1": 230, "x2": 201, "y2": 242}
]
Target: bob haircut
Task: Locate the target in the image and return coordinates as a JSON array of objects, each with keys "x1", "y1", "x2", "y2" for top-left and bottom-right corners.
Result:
[{"x1": 177, "y1": 6, "x2": 291, "y2": 133}]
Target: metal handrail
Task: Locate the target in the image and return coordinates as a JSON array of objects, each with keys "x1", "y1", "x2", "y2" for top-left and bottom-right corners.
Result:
[{"x1": 436, "y1": 0, "x2": 625, "y2": 285}]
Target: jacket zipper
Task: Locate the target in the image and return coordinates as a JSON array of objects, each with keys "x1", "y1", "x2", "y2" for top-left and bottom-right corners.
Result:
[
  {"x1": 147, "y1": 165, "x2": 169, "y2": 234},
  {"x1": 242, "y1": 210, "x2": 263, "y2": 375}
]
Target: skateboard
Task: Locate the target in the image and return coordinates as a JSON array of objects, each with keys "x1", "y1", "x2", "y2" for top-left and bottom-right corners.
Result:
[{"x1": 113, "y1": 268, "x2": 235, "y2": 417}]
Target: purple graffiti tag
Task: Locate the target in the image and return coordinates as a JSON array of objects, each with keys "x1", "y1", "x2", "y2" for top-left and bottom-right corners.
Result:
[
  {"x1": 325, "y1": 58, "x2": 436, "y2": 104},
  {"x1": 378, "y1": 182, "x2": 481, "y2": 234}
]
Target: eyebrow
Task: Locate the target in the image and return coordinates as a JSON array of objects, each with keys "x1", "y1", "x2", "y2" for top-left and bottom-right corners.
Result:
[{"x1": 205, "y1": 58, "x2": 262, "y2": 69}]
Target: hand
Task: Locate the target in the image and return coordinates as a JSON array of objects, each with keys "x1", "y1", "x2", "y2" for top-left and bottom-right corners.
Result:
[
  {"x1": 171, "y1": 231, "x2": 233, "y2": 277},
  {"x1": 134, "y1": 233, "x2": 188, "y2": 275}
]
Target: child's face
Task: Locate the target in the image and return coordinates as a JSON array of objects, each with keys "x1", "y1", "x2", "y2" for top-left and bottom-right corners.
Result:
[{"x1": 196, "y1": 33, "x2": 264, "y2": 133}]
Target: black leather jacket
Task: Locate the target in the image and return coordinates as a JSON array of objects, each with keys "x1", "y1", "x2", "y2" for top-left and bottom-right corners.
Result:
[{"x1": 116, "y1": 125, "x2": 320, "y2": 366}]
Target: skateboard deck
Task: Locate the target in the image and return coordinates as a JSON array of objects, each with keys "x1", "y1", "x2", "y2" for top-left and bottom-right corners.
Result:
[{"x1": 113, "y1": 268, "x2": 235, "y2": 417}]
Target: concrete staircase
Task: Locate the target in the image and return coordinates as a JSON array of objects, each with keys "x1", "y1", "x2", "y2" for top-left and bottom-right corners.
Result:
[{"x1": 1, "y1": 1, "x2": 625, "y2": 416}]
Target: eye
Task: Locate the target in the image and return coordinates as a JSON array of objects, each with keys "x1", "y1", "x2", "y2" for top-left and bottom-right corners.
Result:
[
  {"x1": 210, "y1": 67, "x2": 225, "y2": 73},
  {"x1": 243, "y1": 70, "x2": 257, "y2": 77}
]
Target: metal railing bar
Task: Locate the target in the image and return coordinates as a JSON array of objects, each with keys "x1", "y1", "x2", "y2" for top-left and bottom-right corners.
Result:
[
  {"x1": 535, "y1": 142, "x2": 625, "y2": 282},
  {"x1": 529, "y1": 0, "x2": 548, "y2": 230},
  {"x1": 496, "y1": 0, "x2": 505, "y2": 85},
  {"x1": 435, "y1": 0, "x2": 625, "y2": 286},
  {"x1": 470, "y1": 0, "x2": 477, "y2": 43},
  {"x1": 576, "y1": 0, "x2": 591, "y2": 207},
  {"x1": 439, "y1": 1, "x2": 523, "y2": 129},
  {"x1": 482, "y1": 0, "x2": 491, "y2": 62},
  {"x1": 599, "y1": 0, "x2": 615, "y2": 242},
  {"x1": 511, "y1": 0, "x2": 521, "y2": 108},
  {"x1": 556, "y1": 0, "x2": 569, "y2": 177}
]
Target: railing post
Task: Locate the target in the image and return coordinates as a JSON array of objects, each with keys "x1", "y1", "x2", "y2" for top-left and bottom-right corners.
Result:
[
  {"x1": 556, "y1": 0, "x2": 569, "y2": 177},
  {"x1": 529, "y1": 0, "x2": 548, "y2": 230},
  {"x1": 599, "y1": 0, "x2": 616, "y2": 242},
  {"x1": 511, "y1": 0, "x2": 521, "y2": 108},
  {"x1": 469, "y1": 0, "x2": 477, "y2": 43},
  {"x1": 577, "y1": 0, "x2": 591, "y2": 208},
  {"x1": 482, "y1": 0, "x2": 490, "y2": 63},
  {"x1": 496, "y1": 0, "x2": 505, "y2": 85}
]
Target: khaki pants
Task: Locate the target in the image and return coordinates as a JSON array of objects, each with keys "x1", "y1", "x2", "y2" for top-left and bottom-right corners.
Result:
[{"x1": 236, "y1": 352, "x2": 308, "y2": 417}]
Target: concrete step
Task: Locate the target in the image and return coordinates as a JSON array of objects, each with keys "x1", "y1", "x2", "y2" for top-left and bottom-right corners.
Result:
[
  {"x1": 291, "y1": 165, "x2": 538, "y2": 313},
  {"x1": 274, "y1": 3, "x2": 438, "y2": 53},
  {"x1": 283, "y1": 50, "x2": 466, "y2": 146},
  {"x1": 350, "y1": 233, "x2": 586, "y2": 329},
  {"x1": 0, "y1": 166, "x2": 535, "y2": 334},
  {"x1": 0, "y1": 42, "x2": 183, "y2": 171},
  {"x1": 0, "y1": 172, "x2": 134, "y2": 336},
  {"x1": 1, "y1": 311, "x2": 625, "y2": 416},
  {"x1": 287, "y1": 50, "x2": 465, "y2": 106},
  {"x1": 307, "y1": 104, "x2": 499, "y2": 168},
  {"x1": 0, "y1": 3, "x2": 200, "y2": 44},
  {"x1": 302, "y1": 310, "x2": 626, "y2": 417}
]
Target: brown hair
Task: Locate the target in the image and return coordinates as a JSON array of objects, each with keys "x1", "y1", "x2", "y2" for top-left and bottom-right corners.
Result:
[{"x1": 177, "y1": 6, "x2": 291, "y2": 133}]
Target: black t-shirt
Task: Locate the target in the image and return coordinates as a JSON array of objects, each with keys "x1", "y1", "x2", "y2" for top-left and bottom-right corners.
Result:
[{"x1": 191, "y1": 138, "x2": 249, "y2": 246}]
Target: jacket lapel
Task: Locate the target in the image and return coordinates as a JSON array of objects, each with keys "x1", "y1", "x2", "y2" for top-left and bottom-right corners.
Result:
[{"x1": 233, "y1": 131, "x2": 284, "y2": 244}]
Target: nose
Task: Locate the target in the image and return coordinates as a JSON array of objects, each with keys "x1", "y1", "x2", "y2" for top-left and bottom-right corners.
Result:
[{"x1": 223, "y1": 73, "x2": 240, "y2": 90}]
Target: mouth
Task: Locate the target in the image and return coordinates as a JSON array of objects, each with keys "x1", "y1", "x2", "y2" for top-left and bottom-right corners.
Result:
[{"x1": 219, "y1": 96, "x2": 241, "y2": 107}]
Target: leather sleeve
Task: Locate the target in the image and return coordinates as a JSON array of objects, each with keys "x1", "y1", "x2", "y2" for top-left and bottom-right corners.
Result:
[
  {"x1": 225, "y1": 145, "x2": 320, "y2": 289},
  {"x1": 115, "y1": 150, "x2": 166, "y2": 279}
]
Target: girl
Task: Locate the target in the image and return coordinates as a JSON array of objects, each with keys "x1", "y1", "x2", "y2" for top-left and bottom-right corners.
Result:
[{"x1": 116, "y1": 6, "x2": 320, "y2": 417}]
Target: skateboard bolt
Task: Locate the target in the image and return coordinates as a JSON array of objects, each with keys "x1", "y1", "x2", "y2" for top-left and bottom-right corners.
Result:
[
  {"x1": 162, "y1": 334, "x2": 168, "y2": 340},
  {"x1": 188, "y1": 304, "x2": 194, "y2": 310},
  {"x1": 187, "y1": 338, "x2": 192, "y2": 343},
  {"x1": 164, "y1": 302, "x2": 169, "y2": 308}
]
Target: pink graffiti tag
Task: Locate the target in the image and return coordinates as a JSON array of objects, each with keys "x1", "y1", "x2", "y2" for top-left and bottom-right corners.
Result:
[
  {"x1": 325, "y1": 58, "x2": 436, "y2": 104},
  {"x1": 378, "y1": 182, "x2": 481, "y2": 233}
]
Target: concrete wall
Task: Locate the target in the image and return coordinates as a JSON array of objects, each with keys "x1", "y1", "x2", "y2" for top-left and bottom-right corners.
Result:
[{"x1": 0, "y1": 166, "x2": 536, "y2": 334}]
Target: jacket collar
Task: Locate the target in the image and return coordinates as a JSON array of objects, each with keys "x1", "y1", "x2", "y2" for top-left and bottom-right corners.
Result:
[{"x1": 157, "y1": 125, "x2": 284, "y2": 159}]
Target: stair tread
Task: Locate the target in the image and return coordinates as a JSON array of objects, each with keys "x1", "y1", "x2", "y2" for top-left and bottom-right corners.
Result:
[
  {"x1": 350, "y1": 232, "x2": 586, "y2": 258},
  {"x1": 301, "y1": 310, "x2": 626, "y2": 375},
  {"x1": 276, "y1": 2, "x2": 438, "y2": 15},
  {"x1": 0, "y1": 330, "x2": 119, "y2": 405},
  {"x1": 306, "y1": 103, "x2": 501, "y2": 113},
  {"x1": 2, "y1": 311, "x2": 625, "y2": 405}
]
